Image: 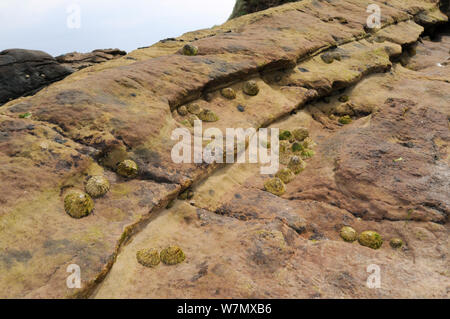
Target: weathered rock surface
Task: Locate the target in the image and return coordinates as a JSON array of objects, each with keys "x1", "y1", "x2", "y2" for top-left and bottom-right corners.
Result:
[
  {"x1": 0, "y1": 49, "x2": 73, "y2": 105},
  {"x1": 55, "y1": 49, "x2": 127, "y2": 72},
  {"x1": 0, "y1": 0, "x2": 449, "y2": 299}
]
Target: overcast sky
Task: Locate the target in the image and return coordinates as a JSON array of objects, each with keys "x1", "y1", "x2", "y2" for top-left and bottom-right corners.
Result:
[{"x1": 0, "y1": 0, "x2": 235, "y2": 56}]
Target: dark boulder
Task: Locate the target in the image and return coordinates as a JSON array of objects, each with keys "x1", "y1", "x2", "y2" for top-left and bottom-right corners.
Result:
[
  {"x1": 55, "y1": 49, "x2": 126, "y2": 71},
  {"x1": 229, "y1": 0, "x2": 299, "y2": 19},
  {"x1": 0, "y1": 49, "x2": 73, "y2": 105}
]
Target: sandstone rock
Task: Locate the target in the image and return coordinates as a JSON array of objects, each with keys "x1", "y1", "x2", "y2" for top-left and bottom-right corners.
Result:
[
  {"x1": 0, "y1": 0, "x2": 448, "y2": 300},
  {"x1": 0, "y1": 49, "x2": 73, "y2": 105}
]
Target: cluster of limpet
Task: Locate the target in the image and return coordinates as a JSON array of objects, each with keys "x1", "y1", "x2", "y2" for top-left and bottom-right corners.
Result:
[
  {"x1": 136, "y1": 246, "x2": 186, "y2": 268},
  {"x1": 177, "y1": 102, "x2": 219, "y2": 125},
  {"x1": 339, "y1": 227, "x2": 403, "y2": 250},
  {"x1": 263, "y1": 127, "x2": 315, "y2": 197}
]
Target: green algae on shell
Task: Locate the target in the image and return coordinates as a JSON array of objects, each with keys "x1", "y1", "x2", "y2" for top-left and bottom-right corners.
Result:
[
  {"x1": 160, "y1": 246, "x2": 186, "y2": 265},
  {"x1": 221, "y1": 88, "x2": 236, "y2": 100},
  {"x1": 243, "y1": 80, "x2": 259, "y2": 96},
  {"x1": 136, "y1": 248, "x2": 161, "y2": 268},
  {"x1": 389, "y1": 238, "x2": 404, "y2": 249},
  {"x1": 358, "y1": 230, "x2": 383, "y2": 249},
  {"x1": 279, "y1": 130, "x2": 292, "y2": 140},
  {"x1": 275, "y1": 168, "x2": 295, "y2": 184},
  {"x1": 85, "y1": 175, "x2": 110, "y2": 198},
  {"x1": 340, "y1": 226, "x2": 357, "y2": 242},
  {"x1": 288, "y1": 156, "x2": 306, "y2": 174},
  {"x1": 182, "y1": 44, "x2": 198, "y2": 56},
  {"x1": 64, "y1": 190, "x2": 94, "y2": 219},
  {"x1": 117, "y1": 160, "x2": 138, "y2": 178},
  {"x1": 339, "y1": 115, "x2": 352, "y2": 124},
  {"x1": 292, "y1": 128, "x2": 309, "y2": 141},
  {"x1": 301, "y1": 149, "x2": 315, "y2": 159},
  {"x1": 198, "y1": 109, "x2": 219, "y2": 122},
  {"x1": 292, "y1": 142, "x2": 304, "y2": 153},
  {"x1": 264, "y1": 177, "x2": 286, "y2": 196}
]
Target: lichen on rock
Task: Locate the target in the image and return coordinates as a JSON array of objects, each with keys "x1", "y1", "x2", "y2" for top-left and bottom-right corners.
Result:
[
  {"x1": 136, "y1": 248, "x2": 160, "y2": 268},
  {"x1": 64, "y1": 190, "x2": 94, "y2": 219},
  {"x1": 358, "y1": 231, "x2": 383, "y2": 249},
  {"x1": 160, "y1": 246, "x2": 186, "y2": 265},
  {"x1": 85, "y1": 175, "x2": 110, "y2": 198}
]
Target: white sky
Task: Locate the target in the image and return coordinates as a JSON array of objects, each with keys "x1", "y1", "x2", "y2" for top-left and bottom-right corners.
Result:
[{"x1": 0, "y1": 0, "x2": 236, "y2": 56}]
